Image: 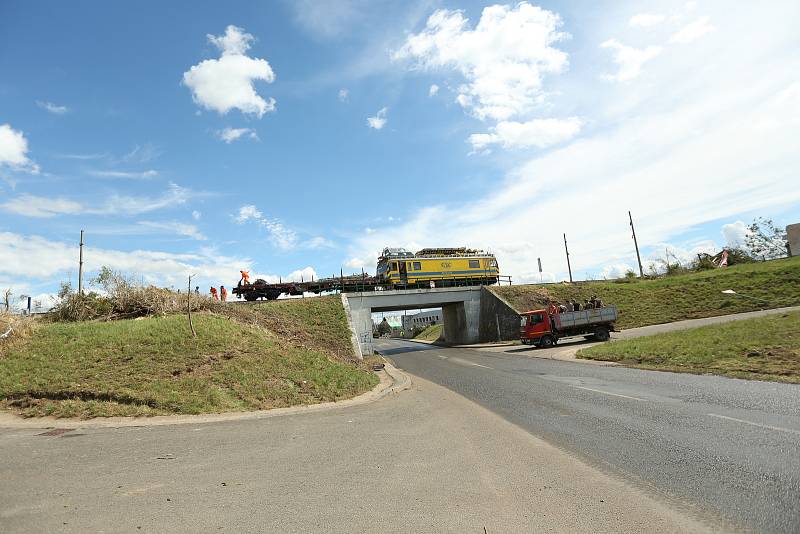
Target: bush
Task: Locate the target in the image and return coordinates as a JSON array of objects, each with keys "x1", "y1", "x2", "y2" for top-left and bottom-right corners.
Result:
[{"x1": 52, "y1": 267, "x2": 219, "y2": 322}]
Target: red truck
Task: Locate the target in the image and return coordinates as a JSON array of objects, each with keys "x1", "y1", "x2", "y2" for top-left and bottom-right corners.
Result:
[{"x1": 519, "y1": 305, "x2": 618, "y2": 347}]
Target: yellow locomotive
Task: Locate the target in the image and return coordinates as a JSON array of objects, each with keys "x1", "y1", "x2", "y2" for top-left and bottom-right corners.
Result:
[{"x1": 376, "y1": 247, "x2": 500, "y2": 289}]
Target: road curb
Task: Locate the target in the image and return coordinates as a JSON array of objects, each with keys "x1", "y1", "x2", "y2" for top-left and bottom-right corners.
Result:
[{"x1": 0, "y1": 362, "x2": 412, "y2": 430}]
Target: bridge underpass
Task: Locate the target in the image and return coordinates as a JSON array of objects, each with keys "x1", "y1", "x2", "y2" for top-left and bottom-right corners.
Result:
[{"x1": 342, "y1": 286, "x2": 520, "y2": 357}]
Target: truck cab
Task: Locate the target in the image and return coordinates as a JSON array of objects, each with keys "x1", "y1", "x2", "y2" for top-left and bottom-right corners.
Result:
[{"x1": 519, "y1": 310, "x2": 557, "y2": 347}]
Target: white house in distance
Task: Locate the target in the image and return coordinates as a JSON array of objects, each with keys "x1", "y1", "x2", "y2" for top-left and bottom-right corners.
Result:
[{"x1": 402, "y1": 309, "x2": 442, "y2": 332}]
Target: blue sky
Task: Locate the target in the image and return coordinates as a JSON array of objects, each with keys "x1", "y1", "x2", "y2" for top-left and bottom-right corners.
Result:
[{"x1": 2, "y1": 0, "x2": 799, "y2": 308}]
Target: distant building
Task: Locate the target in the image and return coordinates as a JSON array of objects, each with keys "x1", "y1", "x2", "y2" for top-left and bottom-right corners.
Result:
[
  {"x1": 787, "y1": 223, "x2": 800, "y2": 257},
  {"x1": 402, "y1": 309, "x2": 442, "y2": 332}
]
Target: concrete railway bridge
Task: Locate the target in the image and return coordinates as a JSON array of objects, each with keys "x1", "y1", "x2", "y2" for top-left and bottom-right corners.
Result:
[{"x1": 342, "y1": 286, "x2": 521, "y2": 358}]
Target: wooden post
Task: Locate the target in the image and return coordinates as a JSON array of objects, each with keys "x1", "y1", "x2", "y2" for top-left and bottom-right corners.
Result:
[
  {"x1": 78, "y1": 230, "x2": 84, "y2": 295},
  {"x1": 187, "y1": 274, "x2": 196, "y2": 337},
  {"x1": 629, "y1": 211, "x2": 644, "y2": 278},
  {"x1": 563, "y1": 233, "x2": 573, "y2": 283}
]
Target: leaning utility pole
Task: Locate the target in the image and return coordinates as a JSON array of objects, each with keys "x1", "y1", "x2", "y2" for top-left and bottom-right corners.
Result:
[
  {"x1": 563, "y1": 233, "x2": 573, "y2": 283},
  {"x1": 629, "y1": 211, "x2": 644, "y2": 278},
  {"x1": 187, "y1": 274, "x2": 197, "y2": 337},
  {"x1": 77, "y1": 230, "x2": 85, "y2": 295}
]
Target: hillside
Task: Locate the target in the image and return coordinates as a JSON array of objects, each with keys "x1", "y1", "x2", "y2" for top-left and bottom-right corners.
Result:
[
  {"x1": 578, "y1": 310, "x2": 800, "y2": 383},
  {"x1": 0, "y1": 296, "x2": 377, "y2": 418},
  {"x1": 493, "y1": 256, "x2": 800, "y2": 330},
  {"x1": 414, "y1": 323, "x2": 443, "y2": 342}
]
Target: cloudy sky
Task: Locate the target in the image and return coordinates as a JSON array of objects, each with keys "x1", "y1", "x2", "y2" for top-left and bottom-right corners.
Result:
[{"x1": 2, "y1": 0, "x2": 799, "y2": 307}]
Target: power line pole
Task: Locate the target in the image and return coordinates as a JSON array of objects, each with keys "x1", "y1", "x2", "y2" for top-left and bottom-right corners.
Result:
[
  {"x1": 629, "y1": 211, "x2": 644, "y2": 277},
  {"x1": 78, "y1": 229, "x2": 85, "y2": 295},
  {"x1": 563, "y1": 233, "x2": 573, "y2": 283}
]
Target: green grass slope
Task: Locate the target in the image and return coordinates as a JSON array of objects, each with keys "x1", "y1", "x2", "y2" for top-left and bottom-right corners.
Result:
[
  {"x1": 493, "y1": 257, "x2": 800, "y2": 330},
  {"x1": 578, "y1": 310, "x2": 800, "y2": 383},
  {"x1": 414, "y1": 323, "x2": 443, "y2": 342},
  {"x1": 0, "y1": 296, "x2": 377, "y2": 418}
]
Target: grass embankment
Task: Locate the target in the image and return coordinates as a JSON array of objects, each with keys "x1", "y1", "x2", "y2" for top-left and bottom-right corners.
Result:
[
  {"x1": 414, "y1": 324, "x2": 443, "y2": 342},
  {"x1": 578, "y1": 311, "x2": 800, "y2": 383},
  {"x1": 0, "y1": 296, "x2": 378, "y2": 418},
  {"x1": 494, "y1": 257, "x2": 800, "y2": 330}
]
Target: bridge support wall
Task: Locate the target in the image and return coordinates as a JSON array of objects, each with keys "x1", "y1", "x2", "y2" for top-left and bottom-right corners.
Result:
[{"x1": 344, "y1": 287, "x2": 484, "y2": 355}]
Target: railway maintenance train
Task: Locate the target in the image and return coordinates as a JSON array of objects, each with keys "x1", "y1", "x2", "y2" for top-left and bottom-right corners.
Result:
[
  {"x1": 232, "y1": 246, "x2": 503, "y2": 301},
  {"x1": 376, "y1": 247, "x2": 499, "y2": 288}
]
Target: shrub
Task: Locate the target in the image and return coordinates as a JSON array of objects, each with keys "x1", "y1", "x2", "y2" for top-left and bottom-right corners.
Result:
[{"x1": 52, "y1": 267, "x2": 219, "y2": 321}]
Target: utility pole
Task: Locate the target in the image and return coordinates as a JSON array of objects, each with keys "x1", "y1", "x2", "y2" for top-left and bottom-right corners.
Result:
[
  {"x1": 78, "y1": 230, "x2": 85, "y2": 295},
  {"x1": 563, "y1": 233, "x2": 573, "y2": 283},
  {"x1": 537, "y1": 257, "x2": 543, "y2": 283},
  {"x1": 187, "y1": 274, "x2": 197, "y2": 337},
  {"x1": 629, "y1": 211, "x2": 644, "y2": 278}
]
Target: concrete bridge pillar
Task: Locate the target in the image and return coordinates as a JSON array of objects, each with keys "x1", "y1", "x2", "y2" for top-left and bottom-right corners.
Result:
[{"x1": 441, "y1": 300, "x2": 481, "y2": 345}]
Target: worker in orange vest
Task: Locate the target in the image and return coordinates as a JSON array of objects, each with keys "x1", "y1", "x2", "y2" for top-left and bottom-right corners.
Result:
[
  {"x1": 210, "y1": 287, "x2": 218, "y2": 300},
  {"x1": 239, "y1": 270, "x2": 250, "y2": 286},
  {"x1": 220, "y1": 285, "x2": 228, "y2": 302}
]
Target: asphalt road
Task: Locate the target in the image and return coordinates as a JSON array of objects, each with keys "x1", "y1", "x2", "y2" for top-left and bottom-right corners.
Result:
[
  {"x1": 0, "y1": 372, "x2": 711, "y2": 533},
  {"x1": 376, "y1": 338, "x2": 800, "y2": 534}
]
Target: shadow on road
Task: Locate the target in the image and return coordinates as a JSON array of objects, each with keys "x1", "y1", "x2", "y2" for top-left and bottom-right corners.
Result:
[{"x1": 504, "y1": 338, "x2": 598, "y2": 354}]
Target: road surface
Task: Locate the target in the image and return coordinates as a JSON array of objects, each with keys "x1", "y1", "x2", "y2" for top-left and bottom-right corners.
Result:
[
  {"x1": 375, "y1": 338, "x2": 800, "y2": 533},
  {"x1": 0, "y1": 371, "x2": 712, "y2": 533}
]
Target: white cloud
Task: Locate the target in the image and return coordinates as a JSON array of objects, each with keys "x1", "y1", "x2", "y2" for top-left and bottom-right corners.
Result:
[
  {"x1": 468, "y1": 117, "x2": 583, "y2": 151},
  {"x1": 600, "y1": 39, "x2": 663, "y2": 82},
  {"x1": 304, "y1": 236, "x2": 335, "y2": 249},
  {"x1": 721, "y1": 221, "x2": 748, "y2": 247},
  {"x1": 0, "y1": 195, "x2": 83, "y2": 218},
  {"x1": 338, "y1": 88, "x2": 349, "y2": 102},
  {"x1": 217, "y1": 127, "x2": 258, "y2": 143},
  {"x1": 0, "y1": 124, "x2": 39, "y2": 173},
  {"x1": 629, "y1": 13, "x2": 666, "y2": 28},
  {"x1": 394, "y1": 3, "x2": 569, "y2": 122},
  {"x1": 122, "y1": 143, "x2": 160, "y2": 164},
  {"x1": 36, "y1": 100, "x2": 70, "y2": 114},
  {"x1": 345, "y1": 257, "x2": 368, "y2": 270},
  {"x1": 192, "y1": 210, "x2": 201, "y2": 220},
  {"x1": 57, "y1": 152, "x2": 107, "y2": 160},
  {"x1": 234, "y1": 205, "x2": 297, "y2": 250},
  {"x1": 670, "y1": 16, "x2": 715, "y2": 44},
  {"x1": 343, "y1": 61, "x2": 800, "y2": 284},
  {"x1": 367, "y1": 107, "x2": 388, "y2": 129},
  {"x1": 182, "y1": 25, "x2": 276, "y2": 117},
  {"x1": 0, "y1": 231, "x2": 254, "y2": 290},
  {"x1": 286, "y1": 267, "x2": 318, "y2": 282},
  {"x1": 137, "y1": 221, "x2": 207, "y2": 241},
  {"x1": 428, "y1": 84, "x2": 439, "y2": 97},
  {"x1": 600, "y1": 263, "x2": 634, "y2": 279},
  {"x1": 89, "y1": 169, "x2": 158, "y2": 179},
  {"x1": 1, "y1": 183, "x2": 195, "y2": 218},
  {"x1": 290, "y1": 0, "x2": 362, "y2": 39}
]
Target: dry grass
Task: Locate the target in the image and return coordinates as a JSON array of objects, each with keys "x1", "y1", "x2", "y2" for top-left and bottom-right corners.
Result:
[
  {"x1": 0, "y1": 313, "x2": 36, "y2": 356},
  {"x1": 53, "y1": 286, "x2": 218, "y2": 322}
]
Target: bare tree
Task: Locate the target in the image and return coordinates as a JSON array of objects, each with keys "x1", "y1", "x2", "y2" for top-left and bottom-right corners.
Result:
[
  {"x1": 2, "y1": 288, "x2": 12, "y2": 312},
  {"x1": 746, "y1": 217, "x2": 788, "y2": 260}
]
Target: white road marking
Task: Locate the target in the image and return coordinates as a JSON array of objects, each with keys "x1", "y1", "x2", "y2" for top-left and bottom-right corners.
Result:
[
  {"x1": 448, "y1": 357, "x2": 493, "y2": 370},
  {"x1": 571, "y1": 386, "x2": 646, "y2": 402},
  {"x1": 437, "y1": 355, "x2": 448, "y2": 360},
  {"x1": 707, "y1": 413, "x2": 800, "y2": 436}
]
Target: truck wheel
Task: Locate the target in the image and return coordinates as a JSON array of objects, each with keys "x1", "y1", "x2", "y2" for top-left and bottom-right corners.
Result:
[
  {"x1": 540, "y1": 335, "x2": 555, "y2": 348},
  {"x1": 594, "y1": 327, "x2": 610, "y2": 341},
  {"x1": 244, "y1": 294, "x2": 257, "y2": 302}
]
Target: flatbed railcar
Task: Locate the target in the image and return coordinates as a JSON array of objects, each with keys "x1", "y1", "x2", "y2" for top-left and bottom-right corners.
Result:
[{"x1": 231, "y1": 246, "x2": 505, "y2": 301}]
